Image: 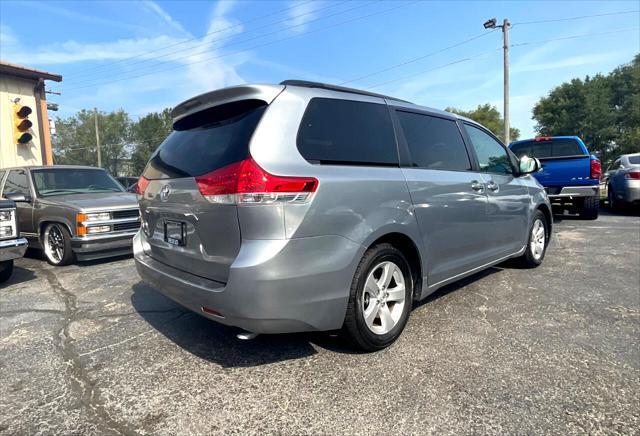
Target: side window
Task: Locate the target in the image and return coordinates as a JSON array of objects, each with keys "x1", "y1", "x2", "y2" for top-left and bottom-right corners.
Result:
[
  {"x1": 396, "y1": 111, "x2": 471, "y2": 171},
  {"x1": 2, "y1": 169, "x2": 30, "y2": 197},
  {"x1": 465, "y1": 124, "x2": 513, "y2": 175},
  {"x1": 297, "y1": 98, "x2": 398, "y2": 165}
]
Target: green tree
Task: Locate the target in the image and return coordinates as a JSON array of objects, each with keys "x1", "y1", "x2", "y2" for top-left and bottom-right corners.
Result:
[
  {"x1": 130, "y1": 108, "x2": 173, "y2": 176},
  {"x1": 53, "y1": 109, "x2": 131, "y2": 176},
  {"x1": 533, "y1": 55, "x2": 640, "y2": 162},
  {"x1": 446, "y1": 104, "x2": 520, "y2": 142}
]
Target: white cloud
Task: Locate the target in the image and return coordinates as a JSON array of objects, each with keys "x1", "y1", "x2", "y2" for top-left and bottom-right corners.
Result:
[
  {"x1": 141, "y1": 0, "x2": 189, "y2": 36},
  {"x1": 286, "y1": 1, "x2": 319, "y2": 33}
]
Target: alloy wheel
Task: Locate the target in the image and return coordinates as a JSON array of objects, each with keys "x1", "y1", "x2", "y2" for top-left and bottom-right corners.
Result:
[
  {"x1": 530, "y1": 218, "x2": 546, "y2": 260},
  {"x1": 45, "y1": 225, "x2": 65, "y2": 264},
  {"x1": 361, "y1": 261, "x2": 406, "y2": 335}
]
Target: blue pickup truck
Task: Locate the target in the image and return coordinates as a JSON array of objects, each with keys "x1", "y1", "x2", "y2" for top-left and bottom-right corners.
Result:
[{"x1": 509, "y1": 136, "x2": 602, "y2": 219}]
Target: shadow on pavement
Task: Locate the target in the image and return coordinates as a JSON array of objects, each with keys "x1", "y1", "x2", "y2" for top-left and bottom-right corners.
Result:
[{"x1": 2, "y1": 264, "x2": 37, "y2": 287}]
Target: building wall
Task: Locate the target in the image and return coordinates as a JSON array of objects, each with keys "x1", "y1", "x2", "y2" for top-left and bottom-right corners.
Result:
[{"x1": 0, "y1": 75, "x2": 43, "y2": 168}]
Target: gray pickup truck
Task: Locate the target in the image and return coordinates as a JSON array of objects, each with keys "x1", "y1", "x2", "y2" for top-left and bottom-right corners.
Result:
[
  {"x1": 0, "y1": 166, "x2": 139, "y2": 266},
  {"x1": 0, "y1": 197, "x2": 28, "y2": 282}
]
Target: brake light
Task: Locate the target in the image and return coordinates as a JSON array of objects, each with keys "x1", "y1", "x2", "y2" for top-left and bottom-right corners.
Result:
[
  {"x1": 590, "y1": 159, "x2": 602, "y2": 179},
  {"x1": 136, "y1": 176, "x2": 150, "y2": 195},
  {"x1": 534, "y1": 136, "x2": 552, "y2": 142},
  {"x1": 195, "y1": 158, "x2": 318, "y2": 204},
  {"x1": 625, "y1": 171, "x2": 640, "y2": 180}
]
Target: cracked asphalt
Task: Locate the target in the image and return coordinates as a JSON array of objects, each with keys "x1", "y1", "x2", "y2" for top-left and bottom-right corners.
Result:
[{"x1": 1, "y1": 210, "x2": 639, "y2": 435}]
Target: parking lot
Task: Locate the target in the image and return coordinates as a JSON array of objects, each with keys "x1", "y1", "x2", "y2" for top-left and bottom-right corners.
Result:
[{"x1": 1, "y1": 210, "x2": 638, "y2": 435}]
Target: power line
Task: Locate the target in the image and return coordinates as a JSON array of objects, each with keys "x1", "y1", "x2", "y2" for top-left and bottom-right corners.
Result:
[
  {"x1": 63, "y1": 0, "x2": 316, "y2": 78},
  {"x1": 339, "y1": 28, "x2": 499, "y2": 86},
  {"x1": 63, "y1": 0, "x2": 421, "y2": 92},
  {"x1": 510, "y1": 26, "x2": 639, "y2": 47},
  {"x1": 512, "y1": 9, "x2": 639, "y2": 25},
  {"x1": 64, "y1": 0, "x2": 373, "y2": 87},
  {"x1": 63, "y1": 0, "x2": 343, "y2": 81}
]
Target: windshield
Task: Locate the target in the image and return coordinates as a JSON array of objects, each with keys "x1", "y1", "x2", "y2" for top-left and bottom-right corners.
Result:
[
  {"x1": 511, "y1": 138, "x2": 586, "y2": 159},
  {"x1": 629, "y1": 155, "x2": 640, "y2": 165},
  {"x1": 31, "y1": 169, "x2": 124, "y2": 197}
]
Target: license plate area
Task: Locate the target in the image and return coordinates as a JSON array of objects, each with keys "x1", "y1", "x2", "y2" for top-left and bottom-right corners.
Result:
[{"x1": 164, "y1": 220, "x2": 186, "y2": 246}]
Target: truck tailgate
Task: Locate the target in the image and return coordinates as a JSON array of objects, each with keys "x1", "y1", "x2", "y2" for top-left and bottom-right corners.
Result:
[{"x1": 535, "y1": 156, "x2": 592, "y2": 187}]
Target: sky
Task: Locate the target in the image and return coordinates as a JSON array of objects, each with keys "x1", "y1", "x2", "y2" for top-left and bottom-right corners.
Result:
[{"x1": 1, "y1": 0, "x2": 638, "y2": 138}]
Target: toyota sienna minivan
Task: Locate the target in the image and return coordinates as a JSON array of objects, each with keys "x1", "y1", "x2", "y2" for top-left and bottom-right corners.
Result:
[{"x1": 134, "y1": 80, "x2": 551, "y2": 350}]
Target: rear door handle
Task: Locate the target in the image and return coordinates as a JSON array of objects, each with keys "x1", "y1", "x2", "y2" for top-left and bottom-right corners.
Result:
[
  {"x1": 487, "y1": 181, "x2": 499, "y2": 192},
  {"x1": 471, "y1": 180, "x2": 484, "y2": 192}
]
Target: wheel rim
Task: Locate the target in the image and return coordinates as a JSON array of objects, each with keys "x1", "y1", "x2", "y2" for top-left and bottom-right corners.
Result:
[
  {"x1": 44, "y1": 225, "x2": 65, "y2": 264},
  {"x1": 530, "y1": 218, "x2": 546, "y2": 261},
  {"x1": 361, "y1": 261, "x2": 406, "y2": 335}
]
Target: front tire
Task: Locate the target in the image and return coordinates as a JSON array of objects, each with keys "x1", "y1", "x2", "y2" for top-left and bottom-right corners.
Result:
[
  {"x1": 579, "y1": 196, "x2": 599, "y2": 220},
  {"x1": 42, "y1": 223, "x2": 75, "y2": 266},
  {"x1": 343, "y1": 243, "x2": 413, "y2": 351},
  {"x1": 0, "y1": 260, "x2": 14, "y2": 283},
  {"x1": 518, "y1": 210, "x2": 549, "y2": 268}
]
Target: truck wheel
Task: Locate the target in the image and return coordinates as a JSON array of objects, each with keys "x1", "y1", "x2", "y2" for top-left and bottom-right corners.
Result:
[
  {"x1": 42, "y1": 223, "x2": 75, "y2": 266},
  {"x1": 579, "y1": 196, "x2": 599, "y2": 220},
  {"x1": 343, "y1": 243, "x2": 413, "y2": 351},
  {"x1": 0, "y1": 260, "x2": 14, "y2": 283}
]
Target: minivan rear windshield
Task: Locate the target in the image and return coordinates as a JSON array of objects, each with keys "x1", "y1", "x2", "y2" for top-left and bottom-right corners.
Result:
[
  {"x1": 143, "y1": 99, "x2": 267, "y2": 179},
  {"x1": 510, "y1": 138, "x2": 586, "y2": 159}
]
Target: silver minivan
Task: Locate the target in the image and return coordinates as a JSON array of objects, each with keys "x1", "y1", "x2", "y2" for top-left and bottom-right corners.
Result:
[{"x1": 134, "y1": 80, "x2": 552, "y2": 350}]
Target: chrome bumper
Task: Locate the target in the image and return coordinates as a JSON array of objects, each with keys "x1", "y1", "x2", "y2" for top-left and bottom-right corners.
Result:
[
  {"x1": 0, "y1": 237, "x2": 28, "y2": 262},
  {"x1": 548, "y1": 185, "x2": 599, "y2": 198}
]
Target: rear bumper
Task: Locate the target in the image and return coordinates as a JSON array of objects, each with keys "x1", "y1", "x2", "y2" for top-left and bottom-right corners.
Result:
[
  {"x1": 618, "y1": 183, "x2": 640, "y2": 203},
  {"x1": 71, "y1": 231, "x2": 137, "y2": 261},
  {"x1": 0, "y1": 238, "x2": 28, "y2": 262},
  {"x1": 134, "y1": 232, "x2": 363, "y2": 334},
  {"x1": 547, "y1": 185, "x2": 599, "y2": 198}
]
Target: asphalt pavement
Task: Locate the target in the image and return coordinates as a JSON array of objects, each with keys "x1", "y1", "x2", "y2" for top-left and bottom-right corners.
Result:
[{"x1": 1, "y1": 210, "x2": 638, "y2": 435}]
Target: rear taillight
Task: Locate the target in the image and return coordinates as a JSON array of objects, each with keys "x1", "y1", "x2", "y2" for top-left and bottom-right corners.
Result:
[
  {"x1": 136, "y1": 176, "x2": 150, "y2": 195},
  {"x1": 195, "y1": 158, "x2": 318, "y2": 204},
  {"x1": 590, "y1": 159, "x2": 602, "y2": 179},
  {"x1": 625, "y1": 171, "x2": 640, "y2": 180}
]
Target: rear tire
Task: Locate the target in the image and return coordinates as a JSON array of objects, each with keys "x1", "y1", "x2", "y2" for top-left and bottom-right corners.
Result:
[
  {"x1": 518, "y1": 210, "x2": 549, "y2": 268},
  {"x1": 42, "y1": 223, "x2": 75, "y2": 266},
  {"x1": 608, "y1": 185, "x2": 619, "y2": 211},
  {"x1": 579, "y1": 196, "x2": 599, "y2": 220},
  {"x1": 0, "y1": 260, "x2": 14, "y2": 283},
  {"x1": 343, "y1": 243, "x2": 413, "y2": 351}
]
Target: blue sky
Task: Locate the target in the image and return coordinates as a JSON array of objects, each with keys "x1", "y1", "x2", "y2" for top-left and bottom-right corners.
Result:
[{"x1": 1, "y1": 0, "x2": 638, "y2": 137}]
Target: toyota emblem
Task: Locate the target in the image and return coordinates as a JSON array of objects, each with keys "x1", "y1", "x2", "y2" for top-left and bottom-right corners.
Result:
[{"x1": 159, "y1": 184, "x2": 171, "y2": 202}]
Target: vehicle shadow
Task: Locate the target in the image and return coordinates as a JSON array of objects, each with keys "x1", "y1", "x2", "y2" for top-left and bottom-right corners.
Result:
[
  {"x1": 2, "y1": 264, "x2": 37, "y2": 287},
  {"x1": 130, "y1": 282, "x2": 324, "y2": 367}
]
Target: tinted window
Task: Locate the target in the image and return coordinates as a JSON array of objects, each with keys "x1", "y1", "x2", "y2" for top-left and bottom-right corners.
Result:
[
  {"x1": 297, "y1": 98, "x2": 398, "y2": 165},
  {"x1": 465, "y1": 125, "x2": 513, "y2": 175},
  {"x1": 396, "y1": 111, "x2": 470, "y2": 170},
  {"x1": 2, "y1": 169, "x2": 30, "y2": 197},
  {"x1": 510, "y1": 138, "x2": 585, "y2": 159},
  {"x1": 31, "y1": 169, "x2": 123, "y2": 197},
  {"x1": 144, "y1": 99, "x2": 267, "y2": 179},
  {"x1": 628, "y1": 155, "x2": 640, "y2": 165}
]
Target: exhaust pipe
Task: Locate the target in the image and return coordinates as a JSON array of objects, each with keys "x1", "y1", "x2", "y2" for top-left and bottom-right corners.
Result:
[{"x1": 236, "y1": 331, "x2": 259, "y2": 340}]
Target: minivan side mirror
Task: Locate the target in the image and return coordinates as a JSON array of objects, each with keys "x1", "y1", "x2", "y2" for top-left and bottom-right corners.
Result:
[
  {"x1": 519, "y1": 156, "x2": 541, "y2": 175},
  {"x1": 5, "y1": 193, "x2": 30, "y2": 203}
]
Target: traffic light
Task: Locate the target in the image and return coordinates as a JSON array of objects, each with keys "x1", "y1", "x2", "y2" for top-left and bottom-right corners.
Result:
[{"x1": 12, "y1": 103, "x2": 33, "y2": 145}]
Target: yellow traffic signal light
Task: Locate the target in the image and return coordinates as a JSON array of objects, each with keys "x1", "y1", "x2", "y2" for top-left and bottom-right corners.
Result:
[{"x1": 12, "y1": 103, "x2": 33, "y2": 145}]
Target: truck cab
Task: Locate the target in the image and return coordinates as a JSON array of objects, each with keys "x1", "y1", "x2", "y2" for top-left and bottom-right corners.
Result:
[{"x1": 509, "y1": 136, "x2": 601, "y2": 219}]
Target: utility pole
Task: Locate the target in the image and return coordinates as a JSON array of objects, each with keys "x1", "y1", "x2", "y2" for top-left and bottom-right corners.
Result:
[
  {"x1": 483, "y1": 17, "x2": 511, "y2": 145},
  {"x1": 94, "y1": 107, "x2": 101, "y2": 168}
]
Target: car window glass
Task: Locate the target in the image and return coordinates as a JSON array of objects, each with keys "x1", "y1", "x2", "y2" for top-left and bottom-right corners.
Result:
[
  {"x1": 396, "y1": 111, "x2": 471, "y2": 171},
  {"x1": 297, "y1": 98, "x2": 398, "y2": 165},
  {"x1": 629, "y1": 155, "x2": 640, "y2": 165},
  {"x1": 465, "y1": 124, "x2": 513, "y2": 175},
  {"x1": 2, "y1": 169, "x2": 30, "y2": 197}
]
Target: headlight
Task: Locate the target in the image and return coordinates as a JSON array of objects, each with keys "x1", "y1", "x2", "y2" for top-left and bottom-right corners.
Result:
[
  {"x1": 86, "y1": 225, "x2": 111, "y2": 234},
  {"x1": 0, "y1": 209, "x2": 17, "y2": 240},
  {"x1": 82, "y1": 212, "x2": 111, "y2": 222}
]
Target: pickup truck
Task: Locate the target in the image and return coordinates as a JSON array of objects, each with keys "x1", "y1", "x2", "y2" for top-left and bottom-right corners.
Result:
[
  {"x1": 509, "y1": 136, "x2": 601, "y2": 219},
  {"x1": 0, "y1": 198, "x2": 28, "y2": 283}
]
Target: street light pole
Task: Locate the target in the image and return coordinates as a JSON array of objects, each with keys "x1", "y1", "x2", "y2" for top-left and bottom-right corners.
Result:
[
  {"x1": 483, "y1": 17, "x2": 511, "y2": 145},
  {"x1": 502, "y1": 18, "x2": 510, "y2": 145}
]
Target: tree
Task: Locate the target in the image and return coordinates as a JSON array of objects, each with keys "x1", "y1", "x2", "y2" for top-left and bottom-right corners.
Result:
[
  {"x1": 446, "y1": 104, "x2": 520, "y2": 142},
  {"x1": 533, "y1": 55, "x2": 640, "y2": 162},
  {"x1": 129, "y1": 108, "x2": 173, "y2": 176},
  {"x1": 53, "y1": 109, "x2": 131, "y2": 176}
]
